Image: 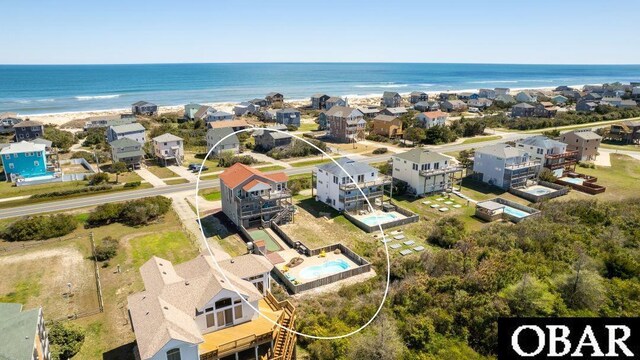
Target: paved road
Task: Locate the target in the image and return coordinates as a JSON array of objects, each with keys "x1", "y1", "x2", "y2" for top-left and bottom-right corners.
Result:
[{"x1": 0, "y1": 134, "x2": 521, "y2": 220}]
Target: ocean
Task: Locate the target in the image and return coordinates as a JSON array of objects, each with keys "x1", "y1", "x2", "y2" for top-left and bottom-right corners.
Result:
[{"x1": 1, "y1": 63, "x2": 640, "y2": 115}]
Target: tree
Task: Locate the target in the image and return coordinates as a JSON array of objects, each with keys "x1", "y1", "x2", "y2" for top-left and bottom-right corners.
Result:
[
  {"x1": 428, "y1": 217, "x2": 467, "y2": 248},
  {"x1": 2, "y1": 214, "x2": 77, "y2": 242},
  {"x1": 538, "y1": 168, "x2": 557, "y2": 183},
  {"x1": 425, "y1": 125, "x2": 458, "y2": 145},
  {"x1": 94, "y1": 236, "x2": 119, "y2": 261},
  {"x1": 501, "y1": 274, "x2": 557, "y2": 317},
  {"x1": 457, "y1": 149, "x2": 475, "y2": 169},
  {"x1": 556, "y1": 250, "x2": 605, "y2": 312},
  {"x1": 346, "y1": 313, "x2": 406, "y2": 360},
  {"x1": 404, "y1": 127, "x2": 426, "y2": 144},
  {"x1": 44, "y1": 126, "x2": 76, "y2": 151},
  {"x1": 110, "y1": 161, "x2": 128, "y2": 183},
  {"x1": 49, "y1": 321, "x2": 85, "y2": 360},
  {"x1": 88, "y1": 172, "x2": 109, "y2": 185}
]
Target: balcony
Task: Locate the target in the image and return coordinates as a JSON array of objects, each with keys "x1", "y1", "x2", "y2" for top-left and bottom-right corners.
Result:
[
  {"x1": 544, "y1": 151, "x2": 578, "y2": 170},
  {"x1": 338, "y1": 176, "x2": 392, "y2": 191},
  {"x1": 504, "y1": 160, "x2": 541, "y2": 171},
  {"x1": 419, "y1": 165, "x2": 463, "y2": 177}
]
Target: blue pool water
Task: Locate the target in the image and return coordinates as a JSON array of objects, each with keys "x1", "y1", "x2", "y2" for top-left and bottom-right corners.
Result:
[
  {"x1": 560, "y1": 177, "x2": 584, "y2": 185},
  {"x1": 503, "y1": 206, "x2": 530, "y2": 219},
  {"x1": 523, "y1": 186, "x2": 555, "y2": 196},
  {"x1": 299, "y1": 259, "x2": 351, "y2": 280},
  {"x1": 361, "y1": 213, "x2": 398, "y2": 226}
]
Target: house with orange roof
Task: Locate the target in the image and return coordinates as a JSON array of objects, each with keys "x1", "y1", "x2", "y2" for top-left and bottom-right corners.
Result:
[
  {"x1": 219, "y1": 163, "x2": 293, "y2": 229},
  {"x1": 415, "y1": 111, "x2": 449, "y2": 128}
]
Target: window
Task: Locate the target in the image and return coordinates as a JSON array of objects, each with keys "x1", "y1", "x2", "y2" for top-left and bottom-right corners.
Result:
[
  {"x1": 412, "y1": 164, "x2": 418, "y2": 171},
  {"x1": 3, "y1": 155, "x2": 8, "y2": 159},
  {"x1": 34, "y1": 161, "x2": 39, "y2": 167},
  {"x1": 215, "y1": 298, "x2": 232, "y2": 309},
  {"x1": 234, "y1": 304, "x2": 243, "y2": 319},
  {"x1": 206, "y1": 311, "x2": 215, "y2": 328},
  {"x1": 333, "y1": 176, "x2": 338, "y2": 184},
  {"x1": 167, "y1": 348, "x2": 181, "y2": 360}
]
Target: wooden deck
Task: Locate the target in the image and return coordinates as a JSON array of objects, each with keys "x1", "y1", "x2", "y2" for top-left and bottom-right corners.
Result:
[{"x1": 199, "y1": 299, "x2": 282, "y2": 357}]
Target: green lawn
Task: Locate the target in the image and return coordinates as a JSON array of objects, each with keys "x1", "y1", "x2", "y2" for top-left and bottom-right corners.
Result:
[
  {"x1": 298, "y1": 123, "x2": 319, "y2": 132},
  {"x1": 129, "y1": 230, "x2": 199, "y2": 268},
  {"x1": 563, "y1": 154, "x2": 640, "y2": 201},
  {"x1": 145, "y1": 165, "x2": 179, "y2": 179},
  {"x1": 0, "y1": 180, "x2": 88, "y2": 199},
  {"x1": 599, "y1": 142, "x2": 640, "y2": 152},
  {"x1": 256, "y1": 165, "x2": 286, "y2": 172},
  {"x1": 200, "y1": 189, "x2": 221, "y2": 201},
  {"x1": 290, "y1": 157, "x2": 336, "y2": 168},
  {"x1": 164, "y1": 178, "x2": 189, "y2": 185},
  {"x1": 461, "y1": 135, "x2": 502, "y2": 144}
]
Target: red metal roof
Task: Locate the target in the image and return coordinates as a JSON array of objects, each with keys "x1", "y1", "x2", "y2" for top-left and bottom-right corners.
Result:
[{"x1": 219, "y1": 163, "x2": 288, "y2": 189}]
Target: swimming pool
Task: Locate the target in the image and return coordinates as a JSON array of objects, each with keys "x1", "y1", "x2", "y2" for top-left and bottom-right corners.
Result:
[
  {"x1": 503, "y1": 206, "x2": 530, "y2": 219},
  {"x1": 559, "y1": 177, "x2": 584, "y2": 185},
  {"x1": 522, "y1": 185, "x2": 555, "y2": 196},
  {"x1": 299, "y1": 259, "x2": 351, "y2": 280},
  {"x1": 360, "y1": 213, "x2": 398, "y2": 226}
]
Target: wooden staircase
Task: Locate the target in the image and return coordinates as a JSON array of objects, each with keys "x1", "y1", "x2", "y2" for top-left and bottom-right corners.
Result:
[{"x1": 261, "y1": 293, "x2": 297, "y2": 360}]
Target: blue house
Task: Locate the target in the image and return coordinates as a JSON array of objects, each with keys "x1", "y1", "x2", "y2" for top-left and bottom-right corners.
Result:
[
  {"x1": 1, "y1": 141, "x2": 48, "y2": 181},
  {"x1": 276, "y1": 108, "x2": 301, "y2": 127}
]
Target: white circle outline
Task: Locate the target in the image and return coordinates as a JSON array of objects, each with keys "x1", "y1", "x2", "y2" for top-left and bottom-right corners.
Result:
[{"x1": 195, "y1": 126, "x2": 390, "y2": 340}]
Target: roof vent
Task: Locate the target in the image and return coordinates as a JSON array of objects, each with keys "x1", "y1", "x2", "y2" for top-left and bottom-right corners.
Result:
[
  {"x1": 185, "y1": 281, "x2": 190, "y2": 286},
  {"x1": 230, "y1": 259, "x2": 235, "y2": 263}
]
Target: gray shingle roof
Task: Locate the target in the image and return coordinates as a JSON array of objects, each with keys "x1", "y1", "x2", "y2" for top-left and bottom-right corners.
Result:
[
  {"x1": 317, "y1": 157, "x2": 376, "y2": 176},
  {"x1": 153, "y1": 133, "x2": 183, "y2": 142},
  {"x1": 207, "y1": 127, "x2": 239, "y2": 147},
  {"x1": 12, "y1": 120, "x2": 43, "y2": 128},
  {"x1": 0, "y1": 303, "x2": 40, "y2": 360},
  {"x1": 111, "y1": 123, "x2": 145, "y2": 133},
  {"x1": 475, "y1": 143, "x2": 528, "y2": 158},
  {"x1": 516, "y1": 135, "x2": 565, "y2": 149},
  {"x1": 393, "y1": 148, "x2": 449, "y2": 164}
]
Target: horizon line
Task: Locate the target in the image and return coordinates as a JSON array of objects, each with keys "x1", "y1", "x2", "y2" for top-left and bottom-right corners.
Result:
[{"x1": 2, "y1": 61, "x2": 640, "y2": 66}]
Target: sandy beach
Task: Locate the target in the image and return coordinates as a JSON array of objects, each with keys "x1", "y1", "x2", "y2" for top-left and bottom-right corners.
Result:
[{"x1": 23, "y1": 85, "x2": 573, "y2": 128}]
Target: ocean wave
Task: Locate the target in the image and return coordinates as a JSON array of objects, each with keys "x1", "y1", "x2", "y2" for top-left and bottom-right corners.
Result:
[
  {"x1": 36, "y1": 98, "x2": 55, "y2": 102},
  {"x1": 75, "y1": 94, "x2": 120, "y2": 101},
  {"x1": 354, "y1": 83, "x2": 409, "y2": 89},
  {"x1": 468, "y1": 80, "x2": 520, "y2": 84},
  {"x1": 418, "y1": 83, "x2": 435, "y2": 87}
]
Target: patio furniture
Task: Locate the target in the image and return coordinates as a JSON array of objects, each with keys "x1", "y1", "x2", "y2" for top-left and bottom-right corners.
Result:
[
  {"x1": 285, "y1": 273, "x2": 296, "y2": 281},
  {"x1": 399, "y1": 249, "x2": 413, "y2": 256},
  {"x1": 390, "y1": 244, "x2": 402, "y2": 249},
  {"x1": 413, "y1": 246, "x2": 425, "y2": 252},
  {"x1": 403, "y1": 240, "x2": 415, "y2": 246}
]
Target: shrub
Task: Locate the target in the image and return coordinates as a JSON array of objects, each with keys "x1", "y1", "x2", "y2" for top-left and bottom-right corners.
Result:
[
  {"x1": 365, "y1": 134, "x2": 390, "y2": 143},
  {"x1": 372, "y1": 147, "x2": 388, "y2": 154},
  {"x1": 86, "y1": 196, "x2": 173, "y2": 227},
  {"x1": 49, "y1": 321, "x2": 85, "y2": 360},
  {"x1": 538, "y1": 168, "x2": 557, "y2": 183},
  {"x1": 2, "y1": 214, "x2": 77, "y2": 242},
  {"x1": 88, "y1": 172, "x2": 110, "y2": 185},
  {"x1": 94, "y1": 236, "x2": 119, "y2": 261},
  {"x1": 217, "y1": 151, "x2": 257, "y2": 167},
  {"x1": 124, "y1": 181, "x2": 141, "y2": 188},
  {"x1": 428, "y1": 217, "x2": 466, "y2": 248},
  {"x1": 264, "y1": 139, "x2": 327, "y2": 160},
  {"x1": 288, "y1": 176, "x2": 312, "y2": 196},
  {"x1": 43, "y1": 126, "x2": 76, "y2": 151},
  {"x1": 31, "y1": 185, "x2": 112, "y2": 199}
]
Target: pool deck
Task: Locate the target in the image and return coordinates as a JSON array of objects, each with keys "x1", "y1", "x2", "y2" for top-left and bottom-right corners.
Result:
[
  {"x1": 350, "y1": 210, "x2": 406, "y2": 226},
  {"x1": 276, "y1": 250, "x2": 358, "y2": 285}
]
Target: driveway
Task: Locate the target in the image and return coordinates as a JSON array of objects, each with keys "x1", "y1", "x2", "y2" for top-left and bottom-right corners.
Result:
[
  {"x1": 168, "y1": 165, "x2": 199, "y2": 182},
  {"x1": 135, "y1": 168, "x2": 167, "y2": 187},
  {"x1": 248, "y1": 151, "x2": 292, "y2": 168}
]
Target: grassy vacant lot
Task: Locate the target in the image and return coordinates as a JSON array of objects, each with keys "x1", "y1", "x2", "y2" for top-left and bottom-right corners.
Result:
[
  {"x1": 0, "y1": 209, "x2": 200, "y2": 359},
  {"x1": 164, "y1": 178, "x2": 189, "y2": 185},
  {"x1": 0, "y1": 180, "x2": 88, "y2": 199},
  {"x1": 297, "y1": 123, "x2": 318, "y2": 132},
  {"x1": 330, "y1": 142, "x2": 380, "y2": 155},
  {"x1": 562, "y1": 154, "x2": 640, "y2": 202},
  {"x1": 145, "y1": 165, "x2": 179, "y2": 179},
  {"x1": 200, "y1": 189, "x2": 221, "y2": 201},
  {"x1": 461, "y1": 135, "x2": 501, "y2": 144},
  {"x1": 199, "y1": 213, "x2": 248, "y2": 257},
  {"x1": 182, "y1": 152, "x2": 225, "y2": 174},
  {"x1": 599, "y1": 142, "x2": 640, "y2": 152},
  {"x1": 255, "y1": 165, "x2": 286, "y2": 172},
  {"x1": 290, "y1": 157, "x2": 337, "y2": 168}
]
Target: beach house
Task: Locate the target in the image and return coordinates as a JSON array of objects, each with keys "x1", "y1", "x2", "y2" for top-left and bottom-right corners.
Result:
[
  {"x1": 83, "y1": 115, "x2": 136, "y2": 131},
  {"x1": 106, "y1": 123, "x2": 146, "y2": 144},
  {"x1": 325, "y1": 96, "x2": 347, "y2": 110},
  {"x1": 515, "y1": 91, "x2": 537, "y2": 103},
  {"x1": 109, "y1": 137, "x2": 145, "y2": 169},
  {"x1": 193, "y1": 106, "x2": 217, "y2": 121},
  {"x1": 184, "y1": 103, "x2": 203, "y2": 120},
  {"x1": 603, "y1": 121, "x2": 640, "y2": 144},
  {"x1": 233, "y1": 102, "x2": 260, "y2": 116},
  {"x1": 511, "y1": 103, "x2": 536, "y2": 117},
  {"x1": 381, "y1": 91, "x2": 402, "y2": 107},
  {"x1": 495, "y1": 94, "x2": 517, "y2": 105},
  {"x1": 13, "y1": 120, "x2": 44, "y2": 141},
  {"x1": 415, "y1": 111, "x2": 448, "y2": 128},
  {"x1": 391, "y1": 149, "x2": 463, "y2": 196},
  {"x1": 552, "y1": 95, "x2": 569, "y2": 105},
  {"x1": 265, "y1": 92, "x2": 284, "y2": 106},
  {"x1": 0, "y1": 303, "x2": 50, "y2": 360},
  {"x1": 414, "y1": 100, "x2": 440, "y2": 112},
  {"x1": 583, "y1": 93, "x2": 602, "y2": 102},
  {"x1": 314, "y1": 157, "x2": 391, "y2": 212},
  {"x1": 409, "y1": 91, "x2": 428, "y2": 104},
  {"x1": 0, "y1": 112, "x2": 22, "y2": 135},
  {"x1": 325, "y1": 106, "x2": 366, "y2": 143},
  {"x1": 473, "y1": 143, "x2": 541, "y2": 189},
  {"x1": 441, "y1": 99, "x2": 467, "y2": 112},
  {"x1": 253, "y1": 128, "x2": 292, "y2": 151},
  {"x1": 371, "y1": 115, "x2": 403, "y2": 138},
  {"x1": 275, "y1": 108, "x2": 301, "y2": 127},
  {"x1": 560, "y1": 130, "x2": 602, "y2": 161},
  {"x1": 479, "y1": 88, "x2": 497, "y2": 99},
  {"x1": 1, "y1": 141, "x2": 48, "y2": 182},
  {"x1": 576, "y1": 100, "x2": 598, "y2": 112},
  {"x1": 310, "y1": 94, "x2": 330, "y2": 110},
  {"x1": 380, "y1": 107, "x2": 408, "y2": 117},
  {"x1": 152, "y1": 133, "x2": 184, "y2": 166},
  {"x1": 515, "y1": 136, "x2": 577, "y2": 176},
  {"x1": 131, "y1": 101, "x2": 158, "y2": 116},
  {"x1": 467, "y1": 98, "x2": 493, "y2": 110},
  {"x1": 207, "y1": 111, "x2": 234, "y2": 122},
  {"x1": 219, "y1": 163, "x2": 292, "y2": 229},
  {"x1": 495, "y1": 88, "x2": 511, "y2": 96},
  {"x1": 127, "y1": 254, "x2": 296, "y2": 360},
  {"x1": 206, "y1": 127, "x2": 240, "y2": 156}
]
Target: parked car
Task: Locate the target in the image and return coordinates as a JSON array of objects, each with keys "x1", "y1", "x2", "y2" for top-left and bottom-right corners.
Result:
[
  {"x1": 188, "y1": 163, "x2": 199, "y2": 170},
  {"x1": 191, "y1": 165, "x2": 209, "y2": 172}
]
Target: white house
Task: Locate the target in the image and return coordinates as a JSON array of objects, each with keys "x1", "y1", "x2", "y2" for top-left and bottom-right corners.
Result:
[
  {"x1": 479, "y1": 88, "x2": 497, "y2": 99},
  {"x1": 207, "y1": 111, "x2": 234, "y2": 122},
  {"x1": 152, "y1": 133, "x2": 184, "y2": 166},
  {"x1": 515, "y1": 91, "x2": 537, "y2": 103},
  {"x1": 392, "y1": 149, "x2": 462, "y2": 196},
  {"x1": 106, "y1": 123, "x2": 146, "y2": 144},
  {"x1": 473, "y1": 144, "x2": 540, "y2": 189},
  {"x1": 206, "y1": 127, "x2": 240, "y2": 155},
  {"x1": 127, "y1": 253, "x2": 295, "y2": 360},
  {"x1": 314, "y1": 157, "x2": 391, "y2": 212},
  {"x1": 415, "y1": 111, "x2": 448, "y2": 128},
  {"x1": 515, "y1": 135, "x2": 577, "y2": 176}
]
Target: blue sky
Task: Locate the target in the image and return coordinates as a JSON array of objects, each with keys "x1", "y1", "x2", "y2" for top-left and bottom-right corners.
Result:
[{"x1": 1, "y1": 0, "x2": 638, "y2": 65}]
